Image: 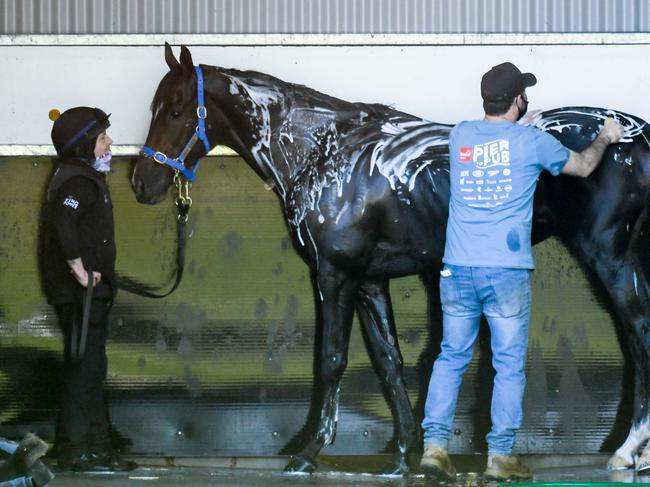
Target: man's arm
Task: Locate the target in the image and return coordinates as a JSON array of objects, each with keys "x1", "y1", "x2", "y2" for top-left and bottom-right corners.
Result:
[{"x1": 561, "y1": 118, "x2": 625, "y2": 177}]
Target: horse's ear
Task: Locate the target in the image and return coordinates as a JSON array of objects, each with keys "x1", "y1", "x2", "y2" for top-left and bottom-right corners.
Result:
[
  {"x1": 164, "y1": 42, "x2": 181, "y2": 73},
  {"x1": 179, "y1": 45, "x2": 194, "y2": 75}
]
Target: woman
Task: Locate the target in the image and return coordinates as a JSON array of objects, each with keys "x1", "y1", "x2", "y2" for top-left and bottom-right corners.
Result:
[{"x1": 42, "y1": 107, "x2": 135, "y2": 472}]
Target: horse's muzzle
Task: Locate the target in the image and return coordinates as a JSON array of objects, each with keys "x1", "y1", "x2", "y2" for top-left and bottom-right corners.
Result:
[{"x1": 131, "y1": 157, "x2": 169, "y2": 205}]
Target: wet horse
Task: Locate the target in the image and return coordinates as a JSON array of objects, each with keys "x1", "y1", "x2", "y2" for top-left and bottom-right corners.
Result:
[
  {"x1": 132, "y1": 44, "x2": 650, "y2": 474},
  {"x1": 530, "y1": 107, "x2": 650, "y2": 472}
]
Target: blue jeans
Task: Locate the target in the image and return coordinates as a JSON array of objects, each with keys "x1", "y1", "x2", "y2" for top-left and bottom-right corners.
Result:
[{"x1": 422, "y1": 265, "x2": 532, "y2": 455}]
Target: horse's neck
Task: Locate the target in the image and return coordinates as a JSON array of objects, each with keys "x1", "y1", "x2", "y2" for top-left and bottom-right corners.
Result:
[{"x1": 209, "y1": 70, "x2": 294, "y2": 201}]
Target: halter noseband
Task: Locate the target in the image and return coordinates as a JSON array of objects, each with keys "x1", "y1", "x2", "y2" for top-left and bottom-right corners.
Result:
[{"x1": 141, "y1": 66, "x2": 210, "y2": 183}]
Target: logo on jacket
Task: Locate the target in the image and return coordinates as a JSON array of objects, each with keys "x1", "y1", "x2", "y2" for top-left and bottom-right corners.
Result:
[{"x1": 63, "y1": 197, "x2": 79, "y2": 210}]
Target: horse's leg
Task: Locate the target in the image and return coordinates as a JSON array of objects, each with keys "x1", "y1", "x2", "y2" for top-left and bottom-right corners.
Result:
[
  {"x1": 587, "y1": 255, "x2": 650, "y2": 471},
  {"x1": 284, "y1": 261, "x2": 359, "y2": 473},
  {"x1": 606, "y1": 275, "x2": 650, "y2": 472},
  {"x1": 606, "y1": 287, "x2": 650, "y2": 471},
  {"x1": 624, "y1": 261, "x2": 650, "y2": 474},
  {"x1": 356, "y1": 279, "x2": 418, "y2": 476}
]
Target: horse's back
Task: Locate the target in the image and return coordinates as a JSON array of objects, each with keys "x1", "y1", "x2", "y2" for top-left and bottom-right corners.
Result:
[{"x1": 531, "y1": 107, "x2": 650, "y2": 247}]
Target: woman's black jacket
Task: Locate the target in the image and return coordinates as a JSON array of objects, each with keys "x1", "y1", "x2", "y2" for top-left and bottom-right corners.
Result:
[{"x1": 42, "y1": 158, "x2": 116, "y2": 305}]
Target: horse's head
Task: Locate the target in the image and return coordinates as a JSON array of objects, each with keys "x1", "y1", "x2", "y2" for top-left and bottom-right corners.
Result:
[{"x1": 132, "y1": 43, "x2": 210, "y2": 204}]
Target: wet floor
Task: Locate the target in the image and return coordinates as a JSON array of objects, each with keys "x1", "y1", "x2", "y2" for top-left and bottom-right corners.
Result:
[{"x1": 43, "y1": 456, "x2": 650, "y2": 486}]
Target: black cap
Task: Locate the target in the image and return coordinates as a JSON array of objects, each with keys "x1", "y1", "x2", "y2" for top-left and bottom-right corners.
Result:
[
  {"x1": 51, "y1": 107, "x2": 111, "y2": 157},
  {"x1": 481, "y1": 62, "x2": 537, "y2": 102}
]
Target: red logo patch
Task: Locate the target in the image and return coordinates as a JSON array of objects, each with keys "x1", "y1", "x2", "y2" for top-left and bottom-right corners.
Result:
[{"x1": 459, "y1": 147, "x2": 472, "y2": 162}]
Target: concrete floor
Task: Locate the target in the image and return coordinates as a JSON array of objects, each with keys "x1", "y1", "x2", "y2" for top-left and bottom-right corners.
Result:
[{"x1": 43, "y1": 455, "x2": 650, "y2": 486}]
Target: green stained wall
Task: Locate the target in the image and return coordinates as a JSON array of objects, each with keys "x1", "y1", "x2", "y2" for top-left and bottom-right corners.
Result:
[{"x1": 0, "y1": 156, "x2": 625, "y2": 455}]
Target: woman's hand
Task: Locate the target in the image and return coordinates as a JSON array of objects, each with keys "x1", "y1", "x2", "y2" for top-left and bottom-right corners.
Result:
[{"x1": 67, "y1": 258, "x2": 102, "y2": 287}]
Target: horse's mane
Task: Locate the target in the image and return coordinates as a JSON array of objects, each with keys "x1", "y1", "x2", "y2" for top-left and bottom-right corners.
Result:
[{"x1": 213, "y1": 65, "x2": 416, "y2": 122}]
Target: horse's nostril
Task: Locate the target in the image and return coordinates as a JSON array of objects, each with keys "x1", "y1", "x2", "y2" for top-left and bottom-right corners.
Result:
[{"x1": 132, "y1": 177, "x2": 145, "y2": 198}]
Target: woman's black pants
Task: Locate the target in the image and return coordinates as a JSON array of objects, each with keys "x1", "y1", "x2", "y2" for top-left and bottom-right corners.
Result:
[{"x1": 55, "y1": 299, "x2": 111, "y2": 459}]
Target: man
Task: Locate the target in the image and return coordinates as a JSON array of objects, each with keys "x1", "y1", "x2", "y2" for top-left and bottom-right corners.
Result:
[
  {"x1": 420, "y1": 62, "x2": 624, "y2": 481},
  {"x1": 42, "y1": 107, "x2": 136, "y2": 472}
]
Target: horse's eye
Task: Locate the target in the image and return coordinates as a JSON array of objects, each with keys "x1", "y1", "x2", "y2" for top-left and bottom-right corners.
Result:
[{"x1": 170, "y1": 111, "x2": 180, "y2": 119}]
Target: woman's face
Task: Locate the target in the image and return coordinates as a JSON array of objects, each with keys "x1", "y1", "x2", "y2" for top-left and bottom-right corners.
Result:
[{"x1": 94, "y1": 131, "x2": 113, "y2": 158}]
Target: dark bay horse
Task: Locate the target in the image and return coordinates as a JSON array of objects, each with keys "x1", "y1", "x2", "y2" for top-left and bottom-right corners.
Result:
[{"x1": 131, "y1": 44, "x2": 650, "y2": 475}]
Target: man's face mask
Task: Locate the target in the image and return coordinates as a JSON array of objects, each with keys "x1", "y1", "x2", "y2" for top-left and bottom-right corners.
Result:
[
  {"x1": 517, "y1": 95, "x2": 529, "y2": 121},
  {"x1": 92, "y1": 151, "x2": 112, "y2": 173}
]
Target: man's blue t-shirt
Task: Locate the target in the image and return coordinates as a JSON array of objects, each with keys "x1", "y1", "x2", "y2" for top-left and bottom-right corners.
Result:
[{"x1": 443, "y1": 120, "x2": 569, "y2": 269}]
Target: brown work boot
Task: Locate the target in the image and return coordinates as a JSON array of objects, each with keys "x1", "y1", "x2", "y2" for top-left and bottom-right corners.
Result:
[
  {"x1": 484, "y1": 454, "x2": 533, "y2": 481},
  {"x1": 420, "y1": 444, "x2": 456, "y2": 480}
]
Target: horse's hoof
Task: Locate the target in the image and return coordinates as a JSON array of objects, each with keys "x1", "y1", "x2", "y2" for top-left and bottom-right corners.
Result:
[
  {"x1": 284, "y1": 455, "x2": 317, "y2": 474},
  {"x1": 637, "y1": 462, "x2": 650, "y2": 475},
  {"x1": 607, "y1": 454, "x2": 634, "y2": 470},
  {"x1": 636, "y1": 452, "x2": 650, "y2": 475}
]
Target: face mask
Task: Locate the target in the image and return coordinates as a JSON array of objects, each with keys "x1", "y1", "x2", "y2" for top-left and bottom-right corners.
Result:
[
  {"x1": 517, "y1": 96, "x2": 529, "y2": 121},
  {"x1": 92, "y1": 151, "x2": 112, "y2": 172}
]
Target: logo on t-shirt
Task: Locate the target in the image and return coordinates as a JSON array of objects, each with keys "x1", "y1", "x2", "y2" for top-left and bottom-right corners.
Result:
[
  {"x1": 459, "y1": 147, "x2": 472, "y2": 162},
  {"x1": 473, "y1": 139, "x2": 510, "y2": 169}
]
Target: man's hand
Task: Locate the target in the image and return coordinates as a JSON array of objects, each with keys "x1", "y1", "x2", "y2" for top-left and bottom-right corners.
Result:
[
  {"x1": 602, "y1": 118, "x2": 624, "y2": 144},
  {"x1": 562, "y1": 118, "x2": 626, "y2": 178},
  {"x1": 67, "y1": 258, "x2": 101, "y2": 288}
]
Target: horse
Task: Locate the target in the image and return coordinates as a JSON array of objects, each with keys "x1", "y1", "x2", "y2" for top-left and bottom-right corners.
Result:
[{"x1": 131, "y1": 44, "x2": 650, "y2": 475}]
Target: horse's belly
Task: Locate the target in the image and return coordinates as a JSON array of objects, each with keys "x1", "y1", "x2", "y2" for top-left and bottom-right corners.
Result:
[{"x1": 364, "y1": 242, "x2": 443, "y2": 278}]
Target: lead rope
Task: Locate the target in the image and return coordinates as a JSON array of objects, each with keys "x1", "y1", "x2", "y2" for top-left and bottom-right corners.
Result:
[
  {"x1": 70, "y1": 269, "x2": 93, "y2": 363},
  {"x1": 116, "y1": 172, "x2": 192, "y2": 298}
]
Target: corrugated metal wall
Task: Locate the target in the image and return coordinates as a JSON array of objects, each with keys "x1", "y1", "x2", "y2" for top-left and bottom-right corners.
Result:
[{"x1": 1, "y1": 0, "x2": 648, "y2": 34}]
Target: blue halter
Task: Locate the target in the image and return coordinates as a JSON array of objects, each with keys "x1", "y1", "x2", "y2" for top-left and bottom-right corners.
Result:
[{"x1": 141, "y1": 66, "x2": 210, "y2": 182}]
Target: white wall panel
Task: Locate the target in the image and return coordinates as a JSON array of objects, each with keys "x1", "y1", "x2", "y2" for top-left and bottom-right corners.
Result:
[{"x1": 1, "y1": 41, "x2": 649, "y2": 149}]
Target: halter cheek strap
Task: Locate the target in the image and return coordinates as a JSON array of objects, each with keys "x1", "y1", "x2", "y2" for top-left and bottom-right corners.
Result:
[{"x1": 141, "y1": 66, "x2": 210, "y2": 183}]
